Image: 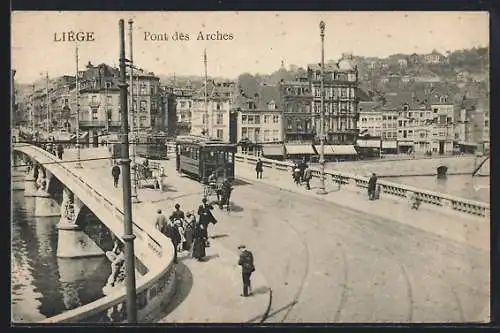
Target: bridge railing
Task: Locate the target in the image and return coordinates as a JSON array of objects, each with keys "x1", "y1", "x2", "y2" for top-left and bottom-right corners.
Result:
[
  {"x1": 234, "y1": 153, "x2": 490, "y2": 219},
  {"x1": 13, "y1": 143, "x2": 177, "y2": 323}
]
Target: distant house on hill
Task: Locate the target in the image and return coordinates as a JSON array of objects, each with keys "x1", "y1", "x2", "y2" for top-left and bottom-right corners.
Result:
[{"x1": 423, "y1": 50, "x2": 448, "y2": 64}]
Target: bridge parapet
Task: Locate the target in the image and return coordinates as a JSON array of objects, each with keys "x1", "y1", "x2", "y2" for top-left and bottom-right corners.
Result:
[
  {"x1": 234, "y1": 153, "x2": 490, "y2": 219},
  {"x1": 13, "y1": 143, "x2": 177, "y2": 323}
]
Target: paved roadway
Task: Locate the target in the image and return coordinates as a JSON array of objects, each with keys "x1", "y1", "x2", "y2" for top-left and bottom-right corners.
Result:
[{"x1": 61, "y1": 148, "x2": 489, "y2": 323}]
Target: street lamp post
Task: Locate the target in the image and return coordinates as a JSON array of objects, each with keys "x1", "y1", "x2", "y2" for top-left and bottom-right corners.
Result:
[
  {"x1": 75, "y1": 46, "x2": 83, "y2": 168},
  {"x1": 128, "y1": 18, "x2": 140, "y2": 203},
  {"x1": 45, "y1": 72, "x2": 50, "y2": 134},
  {"x1": 317, "y1": 21, "x2": 327, "y2": 195},
  {"x1": 118, "y1": 18, "x2": 138, "y2": 323}
]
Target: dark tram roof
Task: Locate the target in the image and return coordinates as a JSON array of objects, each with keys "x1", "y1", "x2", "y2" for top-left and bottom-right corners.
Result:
[{"x1": 175, "y1": 135, "x2": 236, "y2": 147}]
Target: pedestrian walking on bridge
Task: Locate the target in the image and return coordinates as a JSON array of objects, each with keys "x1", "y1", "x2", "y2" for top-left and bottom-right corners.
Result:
[
  {"x1": 256, "y1": 158, "x2": 263, "y2": 179},
  {"x1": 238, "y1": 245, "x2": 255, "y2": 297},
  {"x1": 111, "y1": 163, "x2": 121, "y2": 188},
  {"x1": 368, "y1": 173, "x2": 378, "y2": 200},
  {"x1": 303, "y1": 164, "x2": 312, "y2": 190}
]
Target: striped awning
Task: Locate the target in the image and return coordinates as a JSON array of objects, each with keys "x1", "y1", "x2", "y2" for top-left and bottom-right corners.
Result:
[
  {"x1": 285, "y1": 144, "x2": 316, "y2": 155},
  {"x1": 382, "y1": 141, "x2": 397, "y2": 149},
  {"x1": 314, "y1": 145, "x2": 336, "y2": 155},
  {"x1": 315, "y1": 145, "x2": 357, "y2": 155},
  {"x1": 262, "y1": 144, "x2": 284, "y2": 156},
  {"x1": 357, "y1": 140, "x2": 381, "y2": 148}
]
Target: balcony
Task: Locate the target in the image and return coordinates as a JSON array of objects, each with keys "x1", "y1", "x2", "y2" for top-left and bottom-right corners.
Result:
[{"x1": 79, "y1": 120, "x2": 121, "y2": 128}]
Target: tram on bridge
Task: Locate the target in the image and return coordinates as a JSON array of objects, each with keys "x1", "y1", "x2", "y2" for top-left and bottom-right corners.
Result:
[{"x1": 175, "y1": 135, "x2": 236, "y2": 184}]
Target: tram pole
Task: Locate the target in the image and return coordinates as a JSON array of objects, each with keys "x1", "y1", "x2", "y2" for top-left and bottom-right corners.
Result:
[
  {"x1": 118, "y1": 19, "x2": 138, "y2": 323},
  {"x1": 128, "y1": 18, "x2": 140, "y2": 203}
]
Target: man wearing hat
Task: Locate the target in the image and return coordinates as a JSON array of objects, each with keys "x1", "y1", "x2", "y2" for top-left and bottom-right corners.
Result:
[
  {"x1": 198, "y1": 198, "x2": 217, "y2": 247},
  {"x1": 238, "y1": 245, "x2": 255, "y2": 297}
]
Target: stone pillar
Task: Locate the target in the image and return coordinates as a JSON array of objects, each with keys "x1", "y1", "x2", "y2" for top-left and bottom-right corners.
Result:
[
  {"x1": 56, "y1": 190, "x2": 104, "y2": 258},
  {"x1": 33, "y1": 170, "x2": 60, "y2": 217},
  {"x1": 24, "y1": 163, "x2": 38, "y2": 197}
]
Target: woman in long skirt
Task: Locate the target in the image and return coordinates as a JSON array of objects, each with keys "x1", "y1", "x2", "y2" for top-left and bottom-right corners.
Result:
[
  {"x1": 183, "y1": 211, "x2": 195, "y2": 251},
  {"x1": 192, "y1": 221, "x2": 206, "y2": 261}
]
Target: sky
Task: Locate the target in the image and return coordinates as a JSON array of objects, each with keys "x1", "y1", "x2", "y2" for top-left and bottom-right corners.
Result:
[{"x1": 12, "y1": 11, "x2": 489, "y2": 84}]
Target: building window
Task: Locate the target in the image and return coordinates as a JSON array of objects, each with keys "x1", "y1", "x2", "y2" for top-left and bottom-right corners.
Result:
[
  {"x1": 92, "y1": 109, "x2": 98, "y2": 120},
  {"x1": 139, "y1": 84, "x2": 147, "y2": 95},
  {"x1": 140, "y1": 100, "x2": 147, "y2": 113},
  {"x1": 273, "y1": 130, "x2": 279, "y2": 141},
  {"x1": 254, "y1": 115, "x2": 260, "y2": 124},
  {"x1": 255, "y1": 128, "x2": 261, "y2": 142},
  {"x1": 202, "y1": 114, "x2": 207, "y2": 125},
  {"x1": 216, "y1": 129, "x2": 223, "y2": 139},
  {"x1": 247, "y1": 115, "x2": 254, "y2": 124},
  {"x1": 241, "y1": 127, "x2": 247, "y2": 139},
  {"x1": 217, "y1": 113, "x2": 223, "y2": 125},
  {"x1": 216, "y1": 103, "x2": 221, "y2": 110},
  {"x1": 242, "y1": 115, "x2": 247, "y2": 125},
  {"x1": 264, "y1": 115, "x2": 270, "y2": 123},
  {"x1": 263, "y1": 129, "x2": 270, "y2": 141},
  {"x1": 273, "y1": 115, "x2": 279, "y2": 123},
  {"x1": 340, "y1": 88, "x2": 347, "y2": 97}
]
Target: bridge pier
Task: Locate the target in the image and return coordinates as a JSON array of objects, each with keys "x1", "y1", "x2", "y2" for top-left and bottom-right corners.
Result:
[
  {"x1": 24, "y1": 162, "x2": 38, "y2": 197},
  {"x1": 33, "y1": 170, "x2": 60, "y2": 217},
  {"x1": 57, "y1": 187, "x2": 104, "y2": 258}
]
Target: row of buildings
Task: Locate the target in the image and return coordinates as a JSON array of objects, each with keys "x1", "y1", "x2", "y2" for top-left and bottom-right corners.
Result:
[{"x1": 13, "y1": 53, "x2": 489, "y2": 159}]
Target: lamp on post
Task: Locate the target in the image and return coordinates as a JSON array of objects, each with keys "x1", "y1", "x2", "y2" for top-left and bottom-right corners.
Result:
[
  {"x1": 317, "y1": 21, "x2": 327, "y2": 195},
  {"x1": 75, "y1": 45, "x2": 83, "y2": 168},
  {"x1": 118, "y1": 18, "x2": 138, "y2": 323}
]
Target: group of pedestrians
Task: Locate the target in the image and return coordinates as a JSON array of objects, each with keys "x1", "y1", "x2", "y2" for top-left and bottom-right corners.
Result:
[
  {"x1": 41, "y1": 139, "x2": 64, "y2": 160},
  {"x1": 291, "y1": 159, "x2": 313, "y2": 190},
  {"x1": 154, "y1": 198, "x2": 256, "y2": 298},
  {"x1": 155, "y1": 198, "x2": 218, "y2": 264}
]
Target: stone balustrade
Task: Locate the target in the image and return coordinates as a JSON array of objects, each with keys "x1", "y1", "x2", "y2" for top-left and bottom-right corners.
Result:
[
  {"x1": 234, "y1": 153, "x2": 490, "y2": 219},
  {"x1": 13, "y1": 143, "x2": 177, "y2": 323}
]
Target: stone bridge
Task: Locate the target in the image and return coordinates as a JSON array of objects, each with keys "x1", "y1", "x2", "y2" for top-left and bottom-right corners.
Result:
[
  {"x1": 11, "y1": 143, "x2": 490, "y2": 323},
  {"x1": 12, "y1": 144, "x2": 176, "y2": 323}
]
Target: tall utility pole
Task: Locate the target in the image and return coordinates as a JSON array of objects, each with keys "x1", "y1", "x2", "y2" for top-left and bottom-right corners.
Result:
[
  {"x1": 317, "y1": 21, "x2": 327, "y2": 195},
  {"x1": 45, "y1": 72, "x2": 50, "y2": 134},
  {"x1": 105, "y1": 82, "x2": 109, "y2": 133},
  {"x1": 31, "y1": 84, "x2": 35, "y2": 135},
  {"x1": 128, "y1": 18, "x2": 139, "y2": 203},
  {"x1": 75, "y1": 46, "x2": 83, "y2": 168},
  {"x1": 118, "y1": 18, "x2": 138, "y2": 324},
  {"x1": 204, "y1": 49, "x2": 209, "y2": 137}
]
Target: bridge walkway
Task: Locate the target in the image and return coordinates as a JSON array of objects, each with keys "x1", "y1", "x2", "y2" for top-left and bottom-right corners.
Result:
[
  {"x1": 235, "y1": 163, "x2": 489, "y2": 252},
  {"x1": 60, "y1": 149, "x2": 270, "y2": 323}
]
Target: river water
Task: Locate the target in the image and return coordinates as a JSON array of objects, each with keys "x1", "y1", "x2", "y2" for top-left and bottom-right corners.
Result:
[
  {"x1": 11, "y1": 190, "x2": 112, "y2": 323},
  {"x1": 385, "y1": 175, "x2": 490, "y2": 203}
]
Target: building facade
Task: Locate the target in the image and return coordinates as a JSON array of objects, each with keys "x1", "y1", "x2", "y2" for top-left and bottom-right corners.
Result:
[
  {"x1": 173, "y1": 87, "x2": 195, "y2": 135},
  {"x1": 279, "y1": 77, "x2": 314, "y2": 144},
  {"x1": 190, "y1": 80, "x2": 235, "y2": 142},
  {"x1": 307, "y1": 53, "x2": 360, "y2": 144},
  {"x1": 235, "y1": 84, "x2": 283, "y2": 155}
]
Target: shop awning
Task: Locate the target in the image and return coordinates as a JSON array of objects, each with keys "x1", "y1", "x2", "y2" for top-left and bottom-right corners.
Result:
[
  {"x1": 357, "y1": 140, "x2": 381, "y2": 148},
  {"x1": 285, "y1": 144, "x2": 316, "y2": 155},
  {"x1": 458, "y1": 141, "x2": 478, "y2": 147},
  {"x1": 331, "y1": 145, "x2": 357, "y2": 155},
  {"x1": 262, "y1": 144, "x2": 284, "y2": 156},
  {"x1": 398, "y1": 141, "x2": 414, "y2": 146},
  {"x1": 382, "y1": 141, "x2": 397, "y2": 149},
  {"x1": 314, "y1": 145, "x2": 336, "y2": 155}
]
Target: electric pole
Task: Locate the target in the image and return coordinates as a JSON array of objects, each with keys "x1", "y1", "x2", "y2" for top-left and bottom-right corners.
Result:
[
  {"x1": 75, "y1": 46, "x2": 83, "y2": 168},
  {"x1": 119, "y1": 18, "x2": 138, "y2": 323},
  {"x1": 128, "y1": 18, "x2": 139, "y2": 203},
  {"x1": 204, "y1": 49, "x2": 209, "y2": 137},
  {"x1": 45, "y1": 72, "x2": 50, "y2": 134},
  {"x1": 317, "y1": 21, "x2": 327, "y2": 195}
]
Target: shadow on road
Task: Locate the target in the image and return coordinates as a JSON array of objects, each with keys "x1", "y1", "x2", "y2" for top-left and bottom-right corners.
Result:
[
  {"x1": 251, "y1": 286, "x2": 270, "y2": 296},
  {"x1": 203, "y1": 253, "x2": 221, "y2": 261},
  {"x1": 210, "y1": 233, "x2": 229, "y2": 240},
  {"x1": 233, "y1": 178, "x2": 252, "y2": 186},
  {"x1": 156, "y1": 262, "x2": 193, "y2": 319},
  {"x1": 228, "y1": 203, "x2": 244, "y2": 213}
]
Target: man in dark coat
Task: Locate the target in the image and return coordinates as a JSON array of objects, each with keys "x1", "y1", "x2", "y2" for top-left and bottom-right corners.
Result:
[
  {"x1": 111, "y1": 163, "x2": 121, "y2": 188},
  {"x1": 368, "y1": 173, "x2": 378, "y2": 200},
  {"x1": 57, "y1": 143, "x2": 64, "y2": 159},
  {"x1": 303, "y1": 164, "x2": 312, "y2": 190},
  {"x1": 198, "y1": 198, "x2": 217, "y2": 247},
  {"x1": 238, "y1": 245, "x2": 255, "y2": 297},
  {"x1": 255, "y1": 159, "x2": 263, "y2": 179},
  {"x1": 298, "y1": 158, "x2": 308, "y2": 183}
]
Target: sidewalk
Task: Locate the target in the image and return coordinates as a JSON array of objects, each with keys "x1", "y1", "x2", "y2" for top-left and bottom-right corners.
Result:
[
  {"x1": 63, "y1": 151, "x2": 271, "y2": 323},
  {"x1": 235, "y1": 163, "x2": 489, "y2": 252}
]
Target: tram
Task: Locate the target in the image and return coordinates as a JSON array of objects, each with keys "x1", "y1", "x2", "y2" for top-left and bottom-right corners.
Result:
[
  {"x1": 135, "y1": 131, "x2": 168, "y2": 160},
  {"x1": 175, "y1": 135, "x2": 237, "y2": 183}
]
